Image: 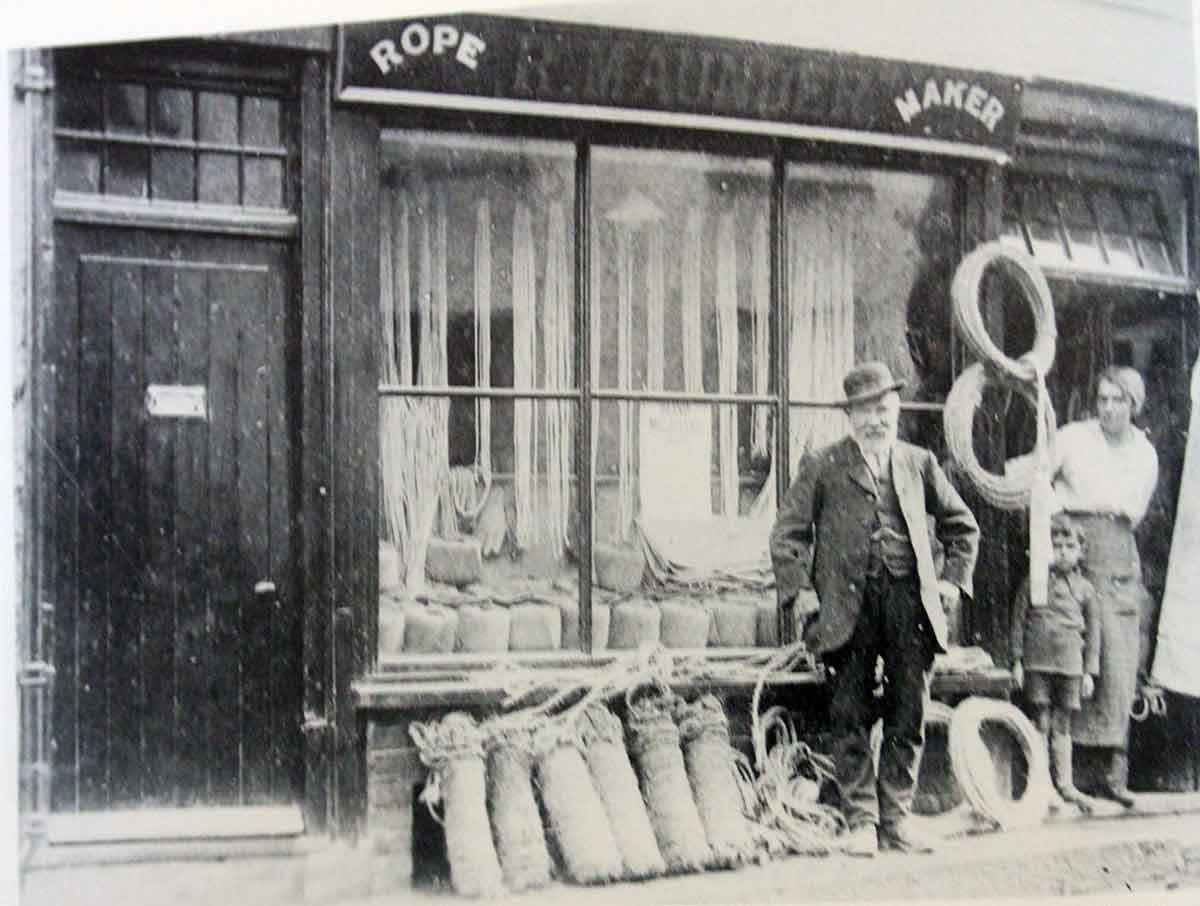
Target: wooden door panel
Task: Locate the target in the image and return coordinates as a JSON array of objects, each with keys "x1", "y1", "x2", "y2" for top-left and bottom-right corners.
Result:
[{"x1": 52, "y1": 227, "x2": 298, "y2": 811}]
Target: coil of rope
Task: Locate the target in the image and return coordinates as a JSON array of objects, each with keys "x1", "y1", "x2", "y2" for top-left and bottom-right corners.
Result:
[
  {"x1": 1131, "y1": 683, "x2": 1168, "y2": 722},
  {"x1": 944, "y1": 242, "x2": 1058, "y2": 512},
  {"x1": 944, "y1": 361, "x2": 1057, "y2": 511},
  {"x1": 947, "y1": 696, "x2": 1054, "y2": 830},
  {"x1": 951, "y1": 242, "x2": 1056, "y2": 384}
]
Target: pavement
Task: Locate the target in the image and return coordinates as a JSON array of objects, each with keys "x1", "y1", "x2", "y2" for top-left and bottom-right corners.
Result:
[
  {"x1": 335, "y1": 798, "x2": 1200, "y2": 906},
  {"x1": 20, "y1": 794, "x2": 1200, "y2": 906}
]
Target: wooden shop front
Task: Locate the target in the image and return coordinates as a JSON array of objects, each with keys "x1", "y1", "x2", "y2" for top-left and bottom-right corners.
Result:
[{"x1": 16, "y1": 6, "x2": 1198, "y2": 882}]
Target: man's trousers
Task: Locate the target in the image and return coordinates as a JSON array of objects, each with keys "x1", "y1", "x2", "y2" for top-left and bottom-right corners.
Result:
[{"x1": 822, "y1": 570, "x2": 936, "y2": 830}]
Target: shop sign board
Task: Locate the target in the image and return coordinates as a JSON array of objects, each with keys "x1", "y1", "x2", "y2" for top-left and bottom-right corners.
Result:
[{"x1": 337, "y1": 15, "x2": 1024, "y2": 160}]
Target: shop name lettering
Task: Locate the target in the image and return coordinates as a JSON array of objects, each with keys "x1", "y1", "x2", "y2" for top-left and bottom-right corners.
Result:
[
  {"x1": 361, "y1": 28, "x2": 1006, "y2": 136},
  {"x1": 505, "y1": 37, "x2": 1005, "y2": 134},
  {"x1": 894, "y1": 79, "x2": 1005, "y2": 133},
  {"x1": 369, "y1": 22, "x2": 487, "y2": 72}
]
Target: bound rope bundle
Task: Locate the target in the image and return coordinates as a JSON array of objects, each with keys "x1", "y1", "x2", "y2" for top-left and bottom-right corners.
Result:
[
  {"x1": 625, "y1": 687, "x2": 712, "y2": 873},
  {"x1": 947, "y1": 696, "x2": 1053, "y2": 830},
  {"x1": 532, "y1": 723, "x2": 625, "y2": 884},
  {"x1": 409, "y1": 713, "x2": 505, "y2": 898},
  {"x1": 578, "y1": 704, "x2": 667, "y2": 879},
  {"x1": 483, "y1": 726, "x2": 552, "y2": 892},
  {"x1": 675, "y1": 695, "x2": 756, "y2": 868}
]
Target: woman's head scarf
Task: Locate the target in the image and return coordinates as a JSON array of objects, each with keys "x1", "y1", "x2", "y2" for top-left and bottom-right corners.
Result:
[{"x1": 1097, "y1": 365, "x2": 1146, "y2": 417}]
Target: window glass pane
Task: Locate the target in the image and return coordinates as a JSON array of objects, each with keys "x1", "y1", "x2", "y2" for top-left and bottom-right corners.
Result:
[
  {"x1": 1091, "y1": 187, "x2": 1139, "y2": 271},
  {"x1": 378, "y1": 398, "x2": 581, "y2": 657},
  {"x1": 591, "y1": 148, "x2": 773, "y2": 396},
  {"x1": 380, "y1": 131, "x2": 576, "y2": 390},
  {"x1": 241, "y1": 96, "x2": 281, "y2": 148},
  {"x1": 104, "y1": 144, "x2": 148, "y2": 197},
  {"x1": 57, "y1": 81, "x2": 102, "y2": 130},
  {"x1": 197, "y1": 152, "x2": 239, "y2": 204},
  {"x1": 378, "y1": 131, "x2": 580, "y2": 660},
  {"x1": 197, "y1": 91, "x2": 239, "y2": 144},
  {"x1": 786, "y1": 164, "x2": 957, "y2": 452},
  {"x1": 1059, "y1": 187, "x2": 1105, "y2": 269},
  {"x1": 152, "y1": 88, "x2": 193, "y2": 139},
  {"x1": 1024, "y1": 183, "x2": 1068, "y2": 262},
  {"x1": 56, "y1": 140, "x2": 101, "y2": 193},
  {"x1": 151, "y1": 148, "x2": 194, "y2": 201},
  {"x1": 105, "y1": 83, "x2": 147, "y2": 135},
  {"x1": 591, "y1": 399, "x2": 777, "y2": 649},
  {"x1": 242, "y1": 157, "x2": 283, "y2": 208}
]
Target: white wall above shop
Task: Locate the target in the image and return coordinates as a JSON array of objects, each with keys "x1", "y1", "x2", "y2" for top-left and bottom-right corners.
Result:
[{"x1": 508, "y1": 0, "x2": 1198, "y2": 109}]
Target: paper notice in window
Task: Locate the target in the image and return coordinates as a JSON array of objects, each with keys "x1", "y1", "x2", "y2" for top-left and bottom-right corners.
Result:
[{"x1": 638, "y1": 402, "x2": 713, "y2": 520}]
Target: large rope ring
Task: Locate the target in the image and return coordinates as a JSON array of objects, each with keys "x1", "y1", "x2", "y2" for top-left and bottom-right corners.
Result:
[
  {"x1": 952, "y1": 242, "x2": 1057, "y2": 384},
  {"x1": 948, "y1": 696, "x2": 1054, "y2": 830},
  {"x1": 944, "y1": 362, "x2": 1058, "y2": 511}
]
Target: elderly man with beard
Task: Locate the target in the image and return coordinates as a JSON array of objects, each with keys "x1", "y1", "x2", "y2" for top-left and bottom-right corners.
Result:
[{"x1": 770, "y1": 361, "x2": 980, "y2": 857}]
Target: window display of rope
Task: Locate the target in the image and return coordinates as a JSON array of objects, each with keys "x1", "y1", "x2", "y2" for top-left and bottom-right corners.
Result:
[
  {"x1": 541, "y1": 202, "x2": 572, "y2": 555},
  {"x1": 513, "y1": 203, "x2": 537, "y2": 549},
  {"x1": 646, "y1": 221, "x2": 665, "y2": 391},
  {"x1": 380, "y1": 184, "x2": 445, "y2": 588},
  {"x1": 682, "y1": 207, "x2": 704, "y2": 395},
  {"x1": 616, "y1": 226, "x2": 635, "y2": 541},
  {"x1": 409, "y1": 712, "x2": 505, "y2": 897},
  {"x1": 474, "y1": 198, "x2": 492, "y2": 475},
  {"x1": 946, "y1": 696, "x2": 1054, "y2": 830},
  {"x1": 716, "y1": 209, "x2": 740, "y2": 518},
  {"x1": 433, "y1": 195, "x2": 456, "y2": 538},
  {"x1": 751, "y1": 208, "x2": 770, "y2": 460}
]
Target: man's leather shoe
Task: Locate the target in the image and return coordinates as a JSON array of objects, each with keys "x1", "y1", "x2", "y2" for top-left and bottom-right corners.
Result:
[
  {"x1": 842, "y1": 823, "x2": 878, "y2": 858},
  {"x1": 879, "y1": 819, "x2": 937, "y2": 854}
]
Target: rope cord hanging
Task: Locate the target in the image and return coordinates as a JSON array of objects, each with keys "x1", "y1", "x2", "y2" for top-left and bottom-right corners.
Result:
[
  {"x1": 513, "y1": 203, "x2": 536, "y2": 549},
  {"x1": 617, "y1": 226, "x2": 635, "y2": 540},
  {"x1": 751, "y1": 208, "x2": 771, "y2": 460},
  {"x1": 542, "y1": 201, "x2": 572, "y2": 555},
  {"x1": 716, "y1": 209, "x2": 740, "y2": 518},
  {"x1": 474, "y1": 198, "x2": 492, "y2": 476}
]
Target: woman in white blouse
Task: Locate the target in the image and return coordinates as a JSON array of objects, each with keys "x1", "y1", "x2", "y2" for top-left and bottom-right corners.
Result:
[{"x1": 1048, "y1": 366, "x2": 1159, "y2": 807}]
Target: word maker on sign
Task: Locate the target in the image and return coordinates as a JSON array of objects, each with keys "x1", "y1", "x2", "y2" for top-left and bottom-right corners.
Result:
[
  {"x1": 894, "y1": 78, "x2": 1006, "y2": 133},
  {"x1": 369, "y1": 22, "x2": 487, "y2": 73}
]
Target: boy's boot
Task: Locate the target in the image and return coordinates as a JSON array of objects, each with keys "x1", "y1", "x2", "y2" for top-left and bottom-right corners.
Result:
[
  {"x1": 1098, "y1": 749, "x2": 1135, "y2": 808},
  {"x1": 1043, "y1": 736, "x2": 1066, "y2": 811},
  {"x1": 1050, "y1": 733, "x2": 1093, "y2": 814}
]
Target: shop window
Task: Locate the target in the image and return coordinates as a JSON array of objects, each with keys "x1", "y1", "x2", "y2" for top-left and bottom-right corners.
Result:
[
  {"x1": 54, "y1": 76, "x2": 292, "y2": 211},
  {"x1": 376, "y1": 135, "x2": 959, "y2": 661},
  {"x1": 1000, "y1": 174, "x2": 1187, "y2": 285},
  {"x1": 378, "y1": 133, "x2": 581, "y2": 658},
  {"x1": 785, "y1": 165, "x2": 958, "y2": 463}
]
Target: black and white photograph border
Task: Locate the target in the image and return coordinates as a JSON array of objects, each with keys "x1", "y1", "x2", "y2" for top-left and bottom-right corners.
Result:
[{"x1": 4, "y1": 2, "x2": 1200, "y2": 905}]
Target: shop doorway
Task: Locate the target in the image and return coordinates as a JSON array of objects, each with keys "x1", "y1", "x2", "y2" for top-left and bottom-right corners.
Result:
[{"x1": 49, "y1": 224, "x2": 301, "y2": 812}]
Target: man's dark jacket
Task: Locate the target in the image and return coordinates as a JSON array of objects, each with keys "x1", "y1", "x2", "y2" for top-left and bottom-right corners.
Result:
[{"x1": 770, "y1": 436, "x2": 980, "y2": 655}]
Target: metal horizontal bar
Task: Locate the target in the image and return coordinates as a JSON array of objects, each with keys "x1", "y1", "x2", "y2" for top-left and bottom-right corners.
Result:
[{"x1": 53, "y1": 128, "x2": 289, "y2": 158}]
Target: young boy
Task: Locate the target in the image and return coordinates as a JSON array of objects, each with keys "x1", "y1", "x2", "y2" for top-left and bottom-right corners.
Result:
[{"x1": 1011, "y1": 512, "x2": 1100, "y2": 812}]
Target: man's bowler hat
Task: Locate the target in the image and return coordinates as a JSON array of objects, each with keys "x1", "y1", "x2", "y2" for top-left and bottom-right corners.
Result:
[{"x1": 842, "y1": 361, "x2": 906, "y2": 407}]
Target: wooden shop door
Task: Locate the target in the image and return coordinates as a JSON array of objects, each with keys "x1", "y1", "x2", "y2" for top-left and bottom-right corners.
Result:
[{"x1": 50, "y1": 225, "x2": 301, "y2": 812}]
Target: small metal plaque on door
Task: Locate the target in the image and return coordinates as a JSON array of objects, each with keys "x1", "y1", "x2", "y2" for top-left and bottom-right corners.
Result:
[{"x1": 146, "y1": 384, "x2": 208, "y2": 419}]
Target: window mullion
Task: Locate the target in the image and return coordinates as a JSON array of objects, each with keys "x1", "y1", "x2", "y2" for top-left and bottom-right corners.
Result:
[{"x1": 575, "y1": 140, "x2": 594, "y2": 656}]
